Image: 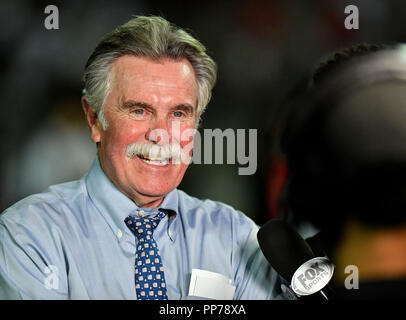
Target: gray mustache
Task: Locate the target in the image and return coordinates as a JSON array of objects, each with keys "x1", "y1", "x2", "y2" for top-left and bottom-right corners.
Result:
[{"x1": 125, "y1": 142, "x2": 185, "y2": 163}]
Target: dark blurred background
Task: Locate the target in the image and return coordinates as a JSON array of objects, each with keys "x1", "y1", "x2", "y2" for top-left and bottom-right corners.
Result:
[{"x1": 1, "y1": 0, "x2": 405, "y2": 225}]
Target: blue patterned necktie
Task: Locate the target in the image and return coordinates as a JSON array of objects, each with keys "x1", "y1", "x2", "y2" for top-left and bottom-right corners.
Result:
[{"x1": 125, "y1": 210, "x2": 169, "y2": 300}]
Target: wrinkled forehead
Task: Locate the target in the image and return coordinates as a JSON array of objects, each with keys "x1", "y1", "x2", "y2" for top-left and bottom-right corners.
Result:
[{"x1": 109, "y1": 55, "x2": 198, "y2": 101}]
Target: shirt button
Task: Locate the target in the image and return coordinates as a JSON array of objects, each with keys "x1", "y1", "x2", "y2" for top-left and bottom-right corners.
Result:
[
  {"x1": 169, "y1": 231, "x2": 173, "y2": 237},
  {"x1": 139, "y1": 210, "x2": 145, "y2": 217},
  {"x1": 117, "y1": 229, "x2": 123, "y2": 239}
]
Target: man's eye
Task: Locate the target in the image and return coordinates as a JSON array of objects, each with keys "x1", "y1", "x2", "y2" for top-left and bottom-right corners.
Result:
[
  {"x1": 173, "y1": 111, "x2": 184, "y2": 117},
  {"x1": 134, "y1": 109, "x2": 144, "y2": 115}
]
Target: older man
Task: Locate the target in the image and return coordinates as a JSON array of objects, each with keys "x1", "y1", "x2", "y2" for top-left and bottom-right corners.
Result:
[{"x1": 0, "y1": 16, "x2": 278, "y2": 299}]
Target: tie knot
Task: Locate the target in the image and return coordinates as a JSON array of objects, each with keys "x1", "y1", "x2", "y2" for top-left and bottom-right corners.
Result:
[{"x1": 125, "y1": 210, "x2": 167, "y2": 239}]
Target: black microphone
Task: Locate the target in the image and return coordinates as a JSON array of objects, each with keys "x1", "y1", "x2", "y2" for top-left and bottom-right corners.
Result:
[{"x1": 257, "y1": 219, "x2": 335, "y2": 300}]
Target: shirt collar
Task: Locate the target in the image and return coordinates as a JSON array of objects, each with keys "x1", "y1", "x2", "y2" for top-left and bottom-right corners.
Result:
[{"x1": 85, "y1": 157, "x2": 178, "y2": 236}]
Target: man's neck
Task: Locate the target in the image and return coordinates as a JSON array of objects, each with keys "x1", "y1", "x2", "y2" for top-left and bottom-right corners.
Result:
[{"x1": 332, "y1": 220, "x2": 406, "y2": 283}]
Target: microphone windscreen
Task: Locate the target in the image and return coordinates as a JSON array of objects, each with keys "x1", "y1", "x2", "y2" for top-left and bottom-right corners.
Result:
[{"x1": 257, "y1": 219, "x2": 315, "y2": 281}]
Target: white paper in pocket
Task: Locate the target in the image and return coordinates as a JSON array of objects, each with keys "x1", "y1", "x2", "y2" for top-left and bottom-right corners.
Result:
[{"x1": 188, "y1": 269, "x2": 236, "y2": 300}]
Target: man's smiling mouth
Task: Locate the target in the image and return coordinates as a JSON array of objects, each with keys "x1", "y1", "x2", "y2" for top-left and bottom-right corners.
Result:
[{"x1": 136, "y1": 155, "x2": 170, "y2": 166}]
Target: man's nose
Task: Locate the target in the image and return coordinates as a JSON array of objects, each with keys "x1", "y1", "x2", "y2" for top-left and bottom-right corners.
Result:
[{"x1": 145, "y1": 117, "x2": 170, "y2": 145}]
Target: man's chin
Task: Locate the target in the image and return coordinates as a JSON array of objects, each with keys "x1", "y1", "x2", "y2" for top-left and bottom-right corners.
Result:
[
  {"x1": 130, "y1": 188, "x2": 173, "y2": 208},
  {"x1": 129, "y1": 180, "x2": 176, "y2": 200}
]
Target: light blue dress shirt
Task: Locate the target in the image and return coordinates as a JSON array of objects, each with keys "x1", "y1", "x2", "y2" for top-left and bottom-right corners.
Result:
[{"x1": 0, "y1": 157, "x2": 280, "y2": 299}]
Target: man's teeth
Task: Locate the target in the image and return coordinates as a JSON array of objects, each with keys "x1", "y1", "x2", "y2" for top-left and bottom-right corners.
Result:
[{"x1": 138, "y1": 155, "x2": 169, "y2": 166}]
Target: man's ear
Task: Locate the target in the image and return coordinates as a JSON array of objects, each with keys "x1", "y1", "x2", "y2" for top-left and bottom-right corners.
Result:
[{"x1": 81, "y1": 96, "x2": 102, "y2": 143}]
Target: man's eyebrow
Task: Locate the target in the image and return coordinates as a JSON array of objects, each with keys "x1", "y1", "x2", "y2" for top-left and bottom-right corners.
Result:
[
  {"x1": 120, "y1": 100, "x2": 152, "y2": 109},
  {"x1": 171, "y1": 104, "x2": 195, "y2": 114},
  {"x1": 120, "y1": 100, "x2": 195, "y2": 114}
]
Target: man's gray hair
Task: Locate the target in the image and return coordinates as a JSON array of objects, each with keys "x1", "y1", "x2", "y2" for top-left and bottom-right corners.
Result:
[{"x1": 82, "y1": 16, "x2": 217, "y2": 129}]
